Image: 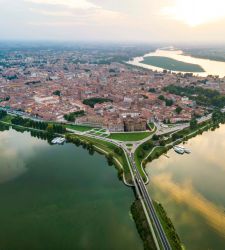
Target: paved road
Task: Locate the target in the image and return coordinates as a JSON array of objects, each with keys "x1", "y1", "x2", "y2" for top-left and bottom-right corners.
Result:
[
  {"x1": 68, "y1": 130, "x2": 171, "y2": 250},
  {"x1": 129, "y1": 151, "x2": 171, "y2": 250}
]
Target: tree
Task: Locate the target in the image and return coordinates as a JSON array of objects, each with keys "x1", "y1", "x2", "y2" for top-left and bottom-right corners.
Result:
[
  {"x1": 142, "y1": 141, "x2": 153, "y2": 151},
  {"x1": 0, "y1": 110, "x2": 7, "y2": 120},
  {"x1": 212, "y1": 109, "x2": 223, "y2": 124},
  {"x1": 114, "y1": 147, "x2": 123, "y2": 156},
  {"x1": 165, "y1": 99, "x2": 173, "y2": 106},
  {"x1": 158, "y1": 95, "x2": 165, "y2": 101},
  {"x1": 107, "y1": 153, "x2": 114, "y2": 166},
  {"x1": 137, "y1": 149, "x2": 145, "y2": 159},
  {"x1": 172, "y1": 133, "x2": 180, "y2": 141},
  {"x1": 47, "y1": 124, "x2": 54, "y2": 134},
  {"x1": 164, "y1": 84, "x2": 225, "y2": 108},
  {"x1": 152, "y1": 134, "x2": 159, "y2": 141},
  {"x1": 175, "y1": 106, "x2": 183, "y2": 114},
  {"x1": 53, "y1": 90, "x2": 61, "y2": 96},
  {"x1": 64, "y1": 110, "x2": 85, "y2": 122},
  {"x1": 149, "y1": 88, "x2": 156, "y2": 93},
  {"x1": 159, "y1": 140, "x2": 165, "y2": 146},
  {"x1": 190, "y1": 117, "x2": 198, "y2": 130},
  {"x1": 83, "y1": 98, "x2": 113, "y2": 108}
]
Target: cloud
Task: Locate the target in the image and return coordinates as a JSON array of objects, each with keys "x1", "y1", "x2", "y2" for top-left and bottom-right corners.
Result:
[
  {"x1": 28, "y1": 1, "x2": 126, "y2": 27},
  {"x1": 1, "y1": 0, "x2": 225, "y2": 42},
  {"x1": 25, "y1": 0, "x2": 99, "y2": 9},
  {"x1": 161, "y1": 0, "x2": 225, "y2": 27},
  {"x1": 29, "y1": 8, "x2": 73, "y2": 17},
  {"x1": 152, "y1": 173, "x2": 225, "y2": 238}
]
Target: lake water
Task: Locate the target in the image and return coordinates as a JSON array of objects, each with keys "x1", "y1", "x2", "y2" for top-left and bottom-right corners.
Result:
[
  {"x1": 0, "y1": 128, "x2": 143, "y2": 250},
  {"x1": 146, "y1": 125, "x2": 225, "y2": 250},
  {"x1": 128, "y1": 49, "x2": 225, "y2": 78}
]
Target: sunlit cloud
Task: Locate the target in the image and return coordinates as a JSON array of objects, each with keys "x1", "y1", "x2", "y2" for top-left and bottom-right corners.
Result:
[
  {"x1": 29, "y1": 8, "x2": 73, "y2": 17},
  {"x1": 152, "y1": 174, "x2": 225, "y2": 238},
  {"x1": 162, "y1": 0, "x2": 225, "y2": 27},
  {"x1": 28, "y1": 3, "x2": 125, "y2": 27},
  {"x1": 1, "y1": 0, "x2": 225, "y2": 42}
]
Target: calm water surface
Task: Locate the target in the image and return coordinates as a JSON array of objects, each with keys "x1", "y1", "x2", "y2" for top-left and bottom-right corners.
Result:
[
  {"x1": 0, "y1": 128, "x2": 142, "y2": 250},
  {"x1": 146, "y1": 125, "x2": 225, "y2": 250}
]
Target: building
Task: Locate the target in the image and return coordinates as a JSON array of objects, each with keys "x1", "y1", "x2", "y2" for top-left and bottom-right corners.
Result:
[
  {"x1": 107, "y1": 118, "x2": 124, "y2": 132},
  {"x1": 124, "y1": 116, "x2": 147, "y2": 132}
]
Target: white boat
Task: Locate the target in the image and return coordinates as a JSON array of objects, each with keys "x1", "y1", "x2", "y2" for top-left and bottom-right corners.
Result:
[
  {"x1": 177, "y1": 145, "x2": 191, "y2": 154},
  {"x1": 173, "y1": 146, "x2": 185, "y2": 154},
  {"x1": 184, "y1": 148, "x2": 191, "y2": 154},
  {"x1": 51, "y1": 137, "x2": 66, "y2": 144},
  {"x1": 173, "y1": 145, "x2": 191, "y2": 154}
]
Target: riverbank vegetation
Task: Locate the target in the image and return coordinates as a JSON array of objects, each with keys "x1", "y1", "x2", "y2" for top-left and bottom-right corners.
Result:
[
  {"x1": 131, "y1": 199, "x2": 157, "y2": 250},
  {"x1": 9, "y1": 116, "x2": 66, "y2": 134},
  {"x1": 0, "y1": 119, "x2": 58, "y2": 144},
  {"x1": 184, "y1": 48, "x2": 225, "y2": 63},
  {"x1": 0, "y1": 114, "x2": 67, "y2": 144},
  {"x1": 153, "y1": 201, "x2": 182, "y2": 250}
]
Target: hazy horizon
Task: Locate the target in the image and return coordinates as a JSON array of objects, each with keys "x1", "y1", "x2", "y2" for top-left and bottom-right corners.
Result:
[{"x1": 1, "y1": 0, "x2": 225, "y2": 43}]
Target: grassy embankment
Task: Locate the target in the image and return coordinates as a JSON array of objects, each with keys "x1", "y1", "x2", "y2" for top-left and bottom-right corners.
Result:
[
  {"x1": 108, "y1": 124, "x2": 156, "y2": 142},
  {"x1": 66, "y1": 134, "x2": 133, "y2": 184}
]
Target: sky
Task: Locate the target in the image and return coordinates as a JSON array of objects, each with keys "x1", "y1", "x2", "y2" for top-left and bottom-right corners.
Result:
[{"x1": 1, "y1": 0, "x2": 225, "y2": 43}]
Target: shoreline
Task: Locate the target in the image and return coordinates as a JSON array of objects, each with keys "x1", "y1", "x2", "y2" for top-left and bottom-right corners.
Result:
[
  {"x1": 127, "y1": 48, "x2": 225, "y2": 78},
  {"x1": 1, "y1": 111, "x2": 224, "y2": 250}
]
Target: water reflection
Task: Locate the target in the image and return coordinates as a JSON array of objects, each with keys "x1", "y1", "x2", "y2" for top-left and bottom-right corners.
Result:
[
  {"x1": 0, "y1": 128, "x2": 143, "y2": 250},
  {"x1": 0, "y1": 129, "x2": 47, "y2": 183},
  {"x1": 146, "y1": 125, "x2": 225, "y2": 249},
  {"x1": 152, "y1": 173, "x2": 225, "y2": 238}
]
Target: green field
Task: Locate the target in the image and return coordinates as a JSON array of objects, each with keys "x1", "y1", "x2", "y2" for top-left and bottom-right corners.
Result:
[
  {"x1": 109, "y1": 132, "x2": 151, "y2": 142},
  {"x1": 141, "y1": 56, "x2": 205, "y2": 72},
  {"x1": 65, "y1": 124, "x2": 94, "y2": 132}
]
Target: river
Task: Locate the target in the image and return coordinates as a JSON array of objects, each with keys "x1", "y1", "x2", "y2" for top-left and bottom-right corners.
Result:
[
  {"x1": 0, "y1": 127, "x2": 143, "y2": 250},
  {"x1": 146, "y1": 124, "x2": 225, "y2": 249},
  {"x1": 128, "y1": 49, "x2": 225, "y2": 78}
]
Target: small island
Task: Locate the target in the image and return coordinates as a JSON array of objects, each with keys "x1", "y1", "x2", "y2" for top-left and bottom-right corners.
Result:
[{"x1": 141, "y1": 56, "x2": 205, "y2": 72}]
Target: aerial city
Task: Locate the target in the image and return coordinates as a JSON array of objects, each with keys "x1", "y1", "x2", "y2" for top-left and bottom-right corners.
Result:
[{"x1": 0, "y1": 0, "x2": 225, "y2": 250}]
